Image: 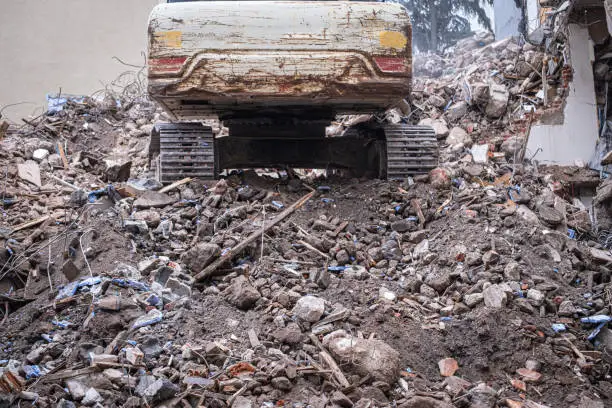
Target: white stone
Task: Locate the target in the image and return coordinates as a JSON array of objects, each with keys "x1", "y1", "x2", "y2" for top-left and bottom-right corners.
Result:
[
  {"x1": 483, "y1": 284, "x2": 507, "y2": 309},
  {"x1": 464, "y1": 293, "x2": 484, "y2": 307},
  {"x1": 446, "y1": 127, "x2": 471, "y2": 147},
  {"x1": 81, "y1": 387, "x2": 103, "y2": 406},
  {"x1": 527, "y1": 289, "x2": 545, "y2": 306},
  {"x1": 485, "y1": 84, "x2": 509, "y2": 118},
  {"x1": 32, "y1": 149, "x2": 50, "y2": 161},
  {"x1": 292, "y1": 295, "x2": 325, "y2": 322}
]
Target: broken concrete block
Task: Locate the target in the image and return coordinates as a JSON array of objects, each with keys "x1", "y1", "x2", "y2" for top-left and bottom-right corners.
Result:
[
  {"x1": 32, "y1": 149, "x2": 49, "y2": 162},
  {"x1": 125, "y1": 347, "x2": 144, "y2": 366},
  {"x1": 324, "y1": 331, "x2": 401, "y2": 382},
  {"x1": 485, "y1": 84, "x2": 509, "y2": 118},
  {"x1": 224, "y1": 275, "x2": 261, "y2": 310},
  {"x1": 104, "y1": 156, "x2": 132, "y2": 182},
  {"x1": 446, "y1": 101, "x2": 469, "y2": 121},
  {"x1": 446, "y1": 127, "x2": 472, "y2": 147},
  {"x1": 292, "y1": 295, "x2": 325, "y2": 322},
  {"x1": 133, "y1": 191, "x2": 176, "y2": 209},
  {"x1": 180, "y1": 242, "x2": 220, "y2": 272},
  {"x1": 17, "y1": 160, "x2": 41, "y2": 187},
  {"x1": 483, "y1": 284, "x2": 507, "y2": 308},
  {"x1": 62, "y1": 259, "x2": 80, "y2": 282}
]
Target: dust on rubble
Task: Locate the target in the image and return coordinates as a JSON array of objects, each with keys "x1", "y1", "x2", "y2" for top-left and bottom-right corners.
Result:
[{"x1": 0, "y1": 37, "x2": 611, "y2": 408}]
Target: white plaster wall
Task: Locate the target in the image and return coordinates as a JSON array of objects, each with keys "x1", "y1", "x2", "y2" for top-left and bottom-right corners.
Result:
[
  {"x1": 526, "y1": 24, "x2": 599, "y2": 165},
  {"x1": 0, "y1": 0, "x2": 163, "y2": 123},
  {"x1": 493, "y1": 0, "x2": 521, "y2": 40}
]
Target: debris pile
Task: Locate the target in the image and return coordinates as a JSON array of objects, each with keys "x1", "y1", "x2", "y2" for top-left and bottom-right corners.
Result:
[
  {"x1": 411, "y1": 35, "x2": 567, "y2": 164},
  {"x1": 0, "y1": 54, "x2": 611, "y2": 408}
]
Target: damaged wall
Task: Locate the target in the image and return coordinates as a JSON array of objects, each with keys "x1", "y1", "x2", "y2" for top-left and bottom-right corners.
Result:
[
  {"x1": 0, "y1": 0, "x2": 162, "y2": 122},
  {"x1": 526, "y1": 24, "x2": 600, "y2": 166},
  {"x1": 493, "y1": 0, "x2": 522, "y2": 40}
]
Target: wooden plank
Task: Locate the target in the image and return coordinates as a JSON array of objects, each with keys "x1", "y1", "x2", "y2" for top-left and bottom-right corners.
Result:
[
  {"x1": 11, "y1": 216, "x2": 49, "y2": 233},
  {"x1": 194, "y1": 190, "x2": 315, "y2": 281},
  {"x1": 57, "y1": 143, "x2": 69, "y2": 169},
  {"x1": 159, "y1": 177, "x2": 192, "y2": 193}
]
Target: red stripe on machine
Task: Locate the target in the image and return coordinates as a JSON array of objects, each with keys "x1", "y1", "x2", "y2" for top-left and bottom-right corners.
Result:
[{"x1": 373, "y1": 57, "x2": 406, "y2": 73}]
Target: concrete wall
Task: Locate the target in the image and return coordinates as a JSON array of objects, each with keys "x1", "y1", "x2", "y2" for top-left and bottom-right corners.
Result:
[
  {"x1": 493, "y1": 0, "x2": 521, "y2": 40},
  {"x1": 0, "y1": 0, "x2": 162, "y2": 123},
  {"x1": 526, "y1": 24, "x2": 599, "y2": 166}
]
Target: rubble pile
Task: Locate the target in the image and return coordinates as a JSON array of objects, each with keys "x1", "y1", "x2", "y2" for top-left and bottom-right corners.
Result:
[
  {"x1": 411, "y1": 35, "x2": 567, "y2": 161},
  {"x1": 0, "y1": 62, "x2": 612, "y2": 408}
]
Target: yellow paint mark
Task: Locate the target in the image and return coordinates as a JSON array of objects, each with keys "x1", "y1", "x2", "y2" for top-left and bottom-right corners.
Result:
[
  {"x1": 156, "y1": 31, "x2": 182, "y2": 48},
  {"x1": 379, "y1": 31, "x2": 407, "y2": 49}
]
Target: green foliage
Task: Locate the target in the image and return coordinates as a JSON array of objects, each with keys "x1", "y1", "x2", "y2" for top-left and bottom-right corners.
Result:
[{"x1": 395, "y1": 0, "x2": 493, "y2": 52}]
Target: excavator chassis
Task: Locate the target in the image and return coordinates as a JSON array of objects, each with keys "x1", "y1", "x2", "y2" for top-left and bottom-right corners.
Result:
[{"x1": 150, "y1": 122, "x2": 438, "y2": 183}]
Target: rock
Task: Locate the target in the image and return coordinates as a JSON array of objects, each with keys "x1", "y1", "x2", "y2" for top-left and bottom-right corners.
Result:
[
  {"x1": 427, "y1": 94, "x2": 447, "y2": 108},
  {"x1": 504, "y1": 262, "x2": 521, "y2": 281},
  {"x1": 538, "y1": 206, "x2": 564, "y2": 225},
  {"x1": 32, "y1": 149, "x2": 49, "y2": 161},
  {"x1": 273, "y1": 322, "x2": 303, "y2": 344},
  {"x1": 165, "y1": 277, "x2": 192, "y2": 298},
  {"x1": 225, "y1": 275, "x2": 261, "y2": 310},
  {"x1": 558, "y1": 300, "x2": 577, "y2": 317},
  {"x1": 104, "y1": 156, "x2": 132, "y2": 182},
  {"x1": 133, "y1": 210, "x2": 161, "y2": 227},
  {"x1": 501, "y1": 137, "x2": 523, "y2": 157},
  {"x1": 469, "y1": 383, "x2": 497, "y2": 408},
  {"x1": 516, "y1": 368, "x2": 542, "y2": 383},
  {"x1": 271, "y1": 376, "x2": 292, "y2": 391},
  {"x1": 324, "y1": 331, "x2": 400, "y2": 382},
  {"x1": 292, "y1": 295, "x2": 325, "y2": 322},
  {"x1": 446, "y1": 127, "x2": 472, "y2": 147},
  {"x1": 438, "y1": 358, "x2": 459, "y2": 377},
  {"x1": 446, "y1": 101, "x2": 469, "y2": 121},
  {"x1": 232, "y1": 396, "x2": 254, "y2": 408},
  {"x1": 525, "y1": 359, "x2": 541, "y2": 371},
  {"x1": 82, "y1": 387, "x2": 103, "y2": 406},
  {"x1": 56, "y1": 400, "x2": 77, "y2": 408},
  {"x1": 464, "y1": 293, "x2": 484, "y2": 307},
  {"x1": 123, "y1": 396, "x2": 142, "y2": 408},
  {"x1": 17, "y1": 160, "x2": 41, "y2": 187},
  {"x1": 125, "y1": 347, "x2": 144, "y2": 365},
  {"x1": 62, "y1": 259, "x2": 80, "y2": 281},
  {"x1": 579, "y1": 396, "x2": 605, "y2": 408},
  {"x1": 180, "y1": 242, "x2": 221, "y2": 272},
  {"x1": 379, "y1": 287, "x2": 397, "y2": 302},
  {"x1": 124, "y1": 220, "x2": 149, "y2": 234},
  {"x1": 517, "y1": 205, "x2": 540, "y2": 225},
  {"x1": 430, "y1": 168, "x2": 450, "y2": 189},
  {"x1": 48, "y1": 153, "x2": 63, "y2": 168},
  {"x1": 133, "y1": 191, "x2": 176, "y2": 209},
  {"x1": 419, "y1": 118, "x2": 449, "y2": 138},
  {"x1": 485, "y1": 84, "x2": 509, "y2": 118},
  {"x1": 136, "y1": 376, "x2": 179, "y2": 402},
  {"x1": 331, "y1": 390, "x2": 353, "y2": 408},
  {"x1": 398, "y1": 396, "x2": 454, "y2": 408},
  {"x1": 482, "y1": 250, "x2": 499, "y2": 265},
  {"x1": 66, "y1": 380, "x2": 87, "y2": 400},
  {"x1": 391, "y1": 219, "x2": 412, "y2": 233},
  {"x1": 141, "y1": 336, "x2": 163, "y2": 358},
  {"x1": 527, "y1": 289, "x2": 545, "y2": 306},
  {"x1": 336, "y1": 249, "x2": 350, "y2": 264},
  {"x1": 444, "y1": 376, "x2": 471, "y2": 396},
  {"x1": 26, "y1": 347, "x2": 45, "y2": 364},
  {"x1": 483, "y1": 284, "x2": 507, "y2": 308}
]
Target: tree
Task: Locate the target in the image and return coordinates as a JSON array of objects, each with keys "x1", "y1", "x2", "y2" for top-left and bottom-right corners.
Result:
[{"x1": 395, "y1": 0, "x2": 494, "y2": 53}]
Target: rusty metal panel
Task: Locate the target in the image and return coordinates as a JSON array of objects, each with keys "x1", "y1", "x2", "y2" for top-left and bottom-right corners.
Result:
[{"x1": 147, "y1": 1, "x2": 412, "y2": 116}]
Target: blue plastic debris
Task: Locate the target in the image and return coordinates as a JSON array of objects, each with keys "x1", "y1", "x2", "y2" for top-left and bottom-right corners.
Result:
[
  {"x1": 52, "y1": 320, "x2": 71, "y2": 329},
  {"x1": 221, "y1": 247, "x2": 232, "y2": 256},
  {"x1": 327, "y1": 266, "x2": 347, "y2": 272},
  {"x1": 126, "y1": 340, "x2": 137, "y2": 346},
  {"x1": 588, "y1": 322, "x2": 607, "y2": 341},
  {"x1": 41, "y1": 334, "x2": 53, "y2": 343},
  {"x1": 111, "y1": 278, "x2": 149, "y2": 292},
  {"x1": 23, "y1": 365, "x2": 41, "y2": 379},
  {"x1": 567, "y1": 229, "x2": 576, "y2": 239},
  {"x1": 146, "y1": 293, "x2": 160, "y2": 306},
  {"x1": 271, "y1": 201, "x2": 284, "y2": 209},
  {"x1": 552, "y1": 324, "x2": 567, "y2": 333},
  {"x1": 440, "y1": 317, "x2": 452, "y2": 321},
  {"x1": 321, "y1": 198, "x2": 334, "y2": 203},
  {"x1": 55, "y1": 281, "x2": 79, "y2": 300},
  {"x1": 132, "y1": 309, "x2": 163, "y2": 329},
  {"x1": 317, "y1": 186, "x2": 331, "y2": 192},
  {"x1": 78, "y1": 276, "x2": 102, "y2": 287},
  {"x1": 46, "y1": 94, "x2": 86, "y2": 113},
  {"x1": 581, "y1": 315, "x2": 611, "y2": 324}
]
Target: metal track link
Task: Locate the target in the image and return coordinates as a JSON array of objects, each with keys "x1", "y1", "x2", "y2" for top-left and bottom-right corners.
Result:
[
  {"x1": 384, "y1": 124, "x2": 438, "y2": 179},
  {"x1": 151, "y1": 123, "x2": 216, "y2": 183}
]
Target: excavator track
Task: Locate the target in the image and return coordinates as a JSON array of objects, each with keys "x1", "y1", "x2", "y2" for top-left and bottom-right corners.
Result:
[
  {"x1": 384, "y1": 124, "x2": 438, "y2": 179},
  {"x1": 150, "y1": 123, "x2": 216, "y2": 183}
]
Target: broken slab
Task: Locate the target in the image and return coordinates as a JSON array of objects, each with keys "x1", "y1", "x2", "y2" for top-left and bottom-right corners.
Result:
[
  {"x1": 133, "y1": 191, "x2": 176, "y2": 209},
  {"x1": 17, "y1": 160, "x2": 41, "y2": 187}
]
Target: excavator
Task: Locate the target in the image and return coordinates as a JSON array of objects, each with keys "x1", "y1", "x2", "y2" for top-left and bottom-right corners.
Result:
[{"x1": 147, "y1": 0, "x2": 438, "y2": 183}]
